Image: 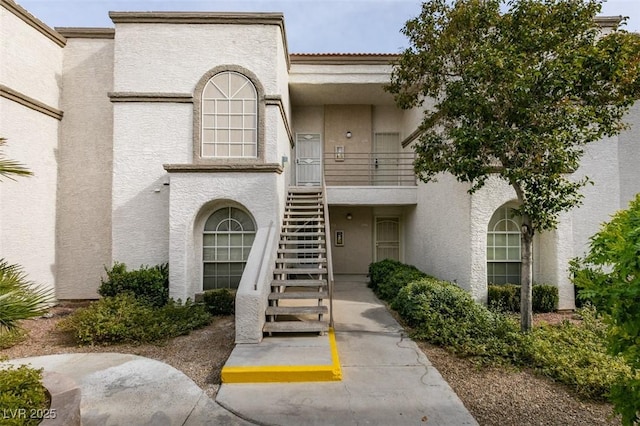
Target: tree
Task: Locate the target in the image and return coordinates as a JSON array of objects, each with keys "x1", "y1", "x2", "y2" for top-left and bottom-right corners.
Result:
[
  {"x1": 386, "y1": 0, "x2": 640, "y2": 331},
  {"x1": 571, "y1": 194, "x2": 640, "y2": 424},
  {"x1": 0, "y1": 137, "x2": 32, "y2": 180}
]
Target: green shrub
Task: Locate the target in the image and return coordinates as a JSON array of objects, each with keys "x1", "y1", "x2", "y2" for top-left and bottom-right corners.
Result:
[
  {"x1": 488, "y1": 284, "x2": 558, "y2": 313},
  {"x1": 488, "y1": 284, "x2": 520, "y2": 312},
  {"x1": 0, "y1": 258, "x2": 53, "y2": 332},
  {"x1": 99, "y1": 262, "x2": 169, "y2": 307},
  {"x1": 527, "y1": 306, "x2": 632, "y2": 400},
  {"x1": 0, "y1": 364, "x2": 48, "y2": 426},
  {"x1": 202, "y1": 288, "x2": 235, "y2": 316},
  {"x1": 368, "y1": 259, "x2": 404, "y2": 292},
  {"x1": 58, "y1": 293, "x2": 211, "y2": 345},
  {"x1": 376, "y1": 267, "x2": 426, "y2": 302},
  {"x1": 0, "y1": 328, "x2": 27, "y2": 349},
  {"x1": 532, "y1": 285, "x2": 558, "y2": 313},
  {"x1": 392, "y1": 278, "x2": 525, "y2": 364}
]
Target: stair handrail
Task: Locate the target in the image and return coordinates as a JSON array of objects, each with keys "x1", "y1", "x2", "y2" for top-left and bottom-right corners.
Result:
[{"x1": 322, "y1": 180, "x2": 335, "y2": 328}]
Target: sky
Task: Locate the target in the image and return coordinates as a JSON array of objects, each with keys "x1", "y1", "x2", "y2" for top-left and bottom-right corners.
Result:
[{"x1": 15, "y1": 0, "x2": 640, "y2": 54}]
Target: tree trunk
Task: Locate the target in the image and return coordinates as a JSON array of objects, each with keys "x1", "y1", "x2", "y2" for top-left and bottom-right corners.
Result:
[{"x1": 520, "y1": 216, "x2": 534, "y2": 332}]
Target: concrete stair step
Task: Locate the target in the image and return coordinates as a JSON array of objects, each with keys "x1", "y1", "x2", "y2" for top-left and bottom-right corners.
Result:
[
  {"x1": 282, "y1": 224, "x2": 324, "y2": 229},
  {"x1": 263, "y1": 320, "x2": 328, "y2": 333},
  {"x1": 281, "y1": 231, "x2": 325, "y2": 237},
  {"x1": 277, "y1": 248, "x2": 326, "y2": 254},
  {"x1": 268, "y1": 291, "x2": 328, "y2": 300},
  {"x1": 276, "y1": 258, "x2": 326, "y2": 264},
  {"x1": 271, "y1": 279, "x2": 327, "y2": 286},
  {"x1": 265, "y1": 306, "x2": 328, "y2": 316},
  {"x1": 273, "y1": 268, "x2": 328, "y2": 275}
]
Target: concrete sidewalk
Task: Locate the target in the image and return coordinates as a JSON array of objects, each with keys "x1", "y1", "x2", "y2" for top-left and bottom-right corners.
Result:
[
  {"x1": 216, "y1": 276, "x2": 478, "y2": 425},
  {"x1": 6, "y1": 353, "x2": 251, "y2": 425},
  {"x1": 4, "y1": 276, "x2": 477, "y2": 425}
]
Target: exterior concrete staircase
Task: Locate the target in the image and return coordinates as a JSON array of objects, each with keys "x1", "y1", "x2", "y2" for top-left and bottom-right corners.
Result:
[{"x1": 263, "y1": 187, "x2": 332, "y2": 335}]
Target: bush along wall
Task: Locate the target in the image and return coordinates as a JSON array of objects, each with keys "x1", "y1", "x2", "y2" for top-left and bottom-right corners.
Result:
[
  {"x1": 367, "y1": 260, "x2": 629, "y2": 400},
  {"x1": 488, "y1": 284, "x2": 558, "y2": 313}
]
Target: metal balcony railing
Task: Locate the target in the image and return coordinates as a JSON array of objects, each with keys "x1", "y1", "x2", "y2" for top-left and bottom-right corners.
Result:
[{"x1": 323, "y1": 152, "x2": 416, "y2": 186}]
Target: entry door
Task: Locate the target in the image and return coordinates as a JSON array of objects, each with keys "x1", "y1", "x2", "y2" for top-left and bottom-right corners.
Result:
[
  {"x1": 296, "y1": 133, "x2": 322, "y2": 186},
  {"x1": 373, "y1": 133, "x2": 400, "y2": 186},
  {"x1": 375, "y1": 217, "x2": 400, "y2": 261}
]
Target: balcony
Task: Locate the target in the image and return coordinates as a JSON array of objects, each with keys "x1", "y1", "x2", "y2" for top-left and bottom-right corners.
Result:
[
  {"x1": 321, "y1": 152, "x2": 418, "y2": 206},
  {"x1": 323, "y1": 152, "x2": 416, "y2": 186}
]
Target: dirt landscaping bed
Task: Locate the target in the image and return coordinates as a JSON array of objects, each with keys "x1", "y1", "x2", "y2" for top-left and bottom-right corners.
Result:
[{"x1": 1, "y1": 305, "x2": 619, "y2": 425}]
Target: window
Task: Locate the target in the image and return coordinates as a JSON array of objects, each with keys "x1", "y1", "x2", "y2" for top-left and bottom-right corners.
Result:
[
  {"x1": 487, "y1": 203, "x2": 522, "y2": 285},
  {"x1": 201, "y1": 71, "x2": 257, "y2": 158},
  {"x1": 203, "y1": 207, "x2": 256, "y2": 290}
]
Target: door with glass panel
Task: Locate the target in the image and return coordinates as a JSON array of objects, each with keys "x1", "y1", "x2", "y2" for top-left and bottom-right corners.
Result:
[
  {"x1": 375, "y1": 217, "x2": 400, "y2": 261},
  {"x1": 296, "y1": 133, "x2": 322, "y2": 186}
]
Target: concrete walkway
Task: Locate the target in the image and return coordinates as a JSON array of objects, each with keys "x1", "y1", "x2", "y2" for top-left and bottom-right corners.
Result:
[
  {"x1": 4, "y1": 276, "x2": 477, "y2": 425},
  {"x1": 217, "y1": 276, "x2": 477, "y2": 425}
]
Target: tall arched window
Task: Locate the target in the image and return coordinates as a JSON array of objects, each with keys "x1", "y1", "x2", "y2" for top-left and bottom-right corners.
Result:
[
  {"x1": 202, "y1": 71, "x2": 257, "y2": 158},
  {"x1": 203, "y1": 207, "x2": 256, "y2": 290},
  {"x1": 487, "y1": 203, "x2": 522, "y2": 285}
]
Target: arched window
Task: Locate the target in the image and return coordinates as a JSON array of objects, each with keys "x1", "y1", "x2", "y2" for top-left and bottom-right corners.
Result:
[
  {"x1": 201, "y1": 71, "x2": 257, "y2": 158},
  {"x1": 487, "y1": 203, "x2": 522, "y2": 285},
  {"x1": 203, "y1": 207, "x2": 256, "y2": 290}
]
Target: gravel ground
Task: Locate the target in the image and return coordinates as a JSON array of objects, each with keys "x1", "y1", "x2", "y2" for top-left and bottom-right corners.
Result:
[{"x1": 1, "y1": 306, "x2": 620, "y2": 425}]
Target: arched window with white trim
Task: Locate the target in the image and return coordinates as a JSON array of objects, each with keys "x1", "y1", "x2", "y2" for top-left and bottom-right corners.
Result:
[
  {"x1": 203, "y1": 207, "x2": 256, "y2": 290},
  {"x1": 201, "y1": 71, "x2": 257, "y2": 158},
  {"x1": 487, "y1": 203, "x2": 522, "y2": 285}
]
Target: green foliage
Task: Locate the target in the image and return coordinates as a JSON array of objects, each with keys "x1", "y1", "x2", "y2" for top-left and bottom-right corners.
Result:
[
  {"x1": 202, "y1": 288, "x2": 235, "y2": 316},
  {"x1": 99, "y1": 262, "x2": 169, "y2": 308},
  {"x1": 488, "y1": 284, "x2": 558, "y2": 313},
  {"x1": 0, "y1": 137, "x2": 33, "y2": 181},
  {"x1": 387, "y1": 0, "x2": 640, "y2": 232},
  {"x1": 368, "y1": 259, "x2": 404, "y2": 292},
  {"x1": 533, "y1": 285, "x2": 559, "y2": 313},
  {"x1": 392, "y1": 278, "x2": 525, "y2": 364},
  {"x1": 58, "y1": 293, "x2": 211, "y2": 345},
  {"x1": 527, "y1": 306, "x2": 632, "y2": 400},
  {"x1": 0, "y1": 364, "x2": 48, "y2": 426},
  {"x1": 0, "y1": 328, "x2": 27, "y2": 349},
  {"x1": 571, "y1": 194, "x2": 640, "y2": 423},
  {"x1": 0, "y1": 258, "x2": 53, "y2": 332},
  {"x1": 488, "y1": 284, "x2": 520, "y2": 312}
]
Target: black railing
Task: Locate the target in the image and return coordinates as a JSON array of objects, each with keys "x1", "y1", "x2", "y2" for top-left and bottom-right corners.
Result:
[{"x1": 323, "y1": 152, "x2": 416, "y2": 186}]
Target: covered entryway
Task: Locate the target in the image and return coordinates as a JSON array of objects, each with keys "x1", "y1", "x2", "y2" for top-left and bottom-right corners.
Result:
[{"x1": 374, "y1": 216, "x2": 400, "y2": 261}]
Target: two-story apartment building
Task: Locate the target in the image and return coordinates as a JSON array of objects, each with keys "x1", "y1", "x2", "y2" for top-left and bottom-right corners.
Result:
[{"x1": 2, "y1": 0, "x2": 639, "y2": 342}]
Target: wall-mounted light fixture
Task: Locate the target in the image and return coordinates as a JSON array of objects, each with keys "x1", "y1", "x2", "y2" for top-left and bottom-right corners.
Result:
[
  {"x1": 346, "y1": 213, "x2": 353, "y2": 220},
  {"x1": 346, "y1": 131, "x2": 352, "y2": 139}
]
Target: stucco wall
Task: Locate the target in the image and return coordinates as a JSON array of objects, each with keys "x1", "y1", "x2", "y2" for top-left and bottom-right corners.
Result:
[
  {"x1": 0, "y1": 7, "x2": 63, "y2": 109},
  {"x1": 329, "y1": 206, "x2": 373, "y2": 274},
  {"x1": 571, "y1": 137, "x2": 620, "y2": 257},
  {"x1": 111, "y1": 103, "x2": 192, "y2": 267},
  {"x1": 56, "y1": 37, "x2": 114, "y2": 299},
  {"x1": 404, "y1": 174, "x2": 473, "y2": 293},
  {"x1": 112, "y1": 23, "x2": 282, "y2": 95},
  {"x1": 0, "y1": 6, "x2": 62, "y2": 293},
  {"x1": 167, "y1": 172, "x2": 284, "y2": 300},
  {"x1": 618, "y1": 103, "x2": 640, "y2": 206}
]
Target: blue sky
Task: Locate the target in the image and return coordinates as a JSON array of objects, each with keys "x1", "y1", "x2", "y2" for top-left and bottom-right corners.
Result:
[{"x1": 16, "y1": 0, "x2": 640, "y2": 54}]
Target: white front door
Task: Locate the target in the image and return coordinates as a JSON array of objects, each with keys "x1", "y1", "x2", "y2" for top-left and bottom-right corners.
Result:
[
  {"x1": 296, "y1": 133, "x2": 322, "y2": 186},
  {"x1": 375, "y1": 217, "x2": 400, "y2": 261},
  {"x1": 373, "y1": 133, "x2": 400, "y2": 186}
]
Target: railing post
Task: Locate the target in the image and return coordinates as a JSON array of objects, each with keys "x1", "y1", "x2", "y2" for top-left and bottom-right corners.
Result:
[{"x1": 322, "y1": 176, "x2": 335, "y2": 328}]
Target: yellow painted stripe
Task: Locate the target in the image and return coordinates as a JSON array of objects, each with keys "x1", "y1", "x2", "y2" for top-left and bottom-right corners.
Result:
[{"x1": 221, "y1": 328, "x2": 342, "y2": 383}]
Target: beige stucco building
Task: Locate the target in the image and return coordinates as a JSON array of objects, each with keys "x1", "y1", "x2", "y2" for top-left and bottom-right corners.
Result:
[{"x1": 2, "y1": 0, "x2": 639, "y2": 342}]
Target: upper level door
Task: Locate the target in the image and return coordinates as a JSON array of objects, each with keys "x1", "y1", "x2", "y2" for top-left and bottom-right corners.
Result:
[
  {"x1": 373, "y1": 133, "x2": 400, "y2": 186},
  {"x1": 296, "y1": 133, "x2": 322, "y2": 186}
]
